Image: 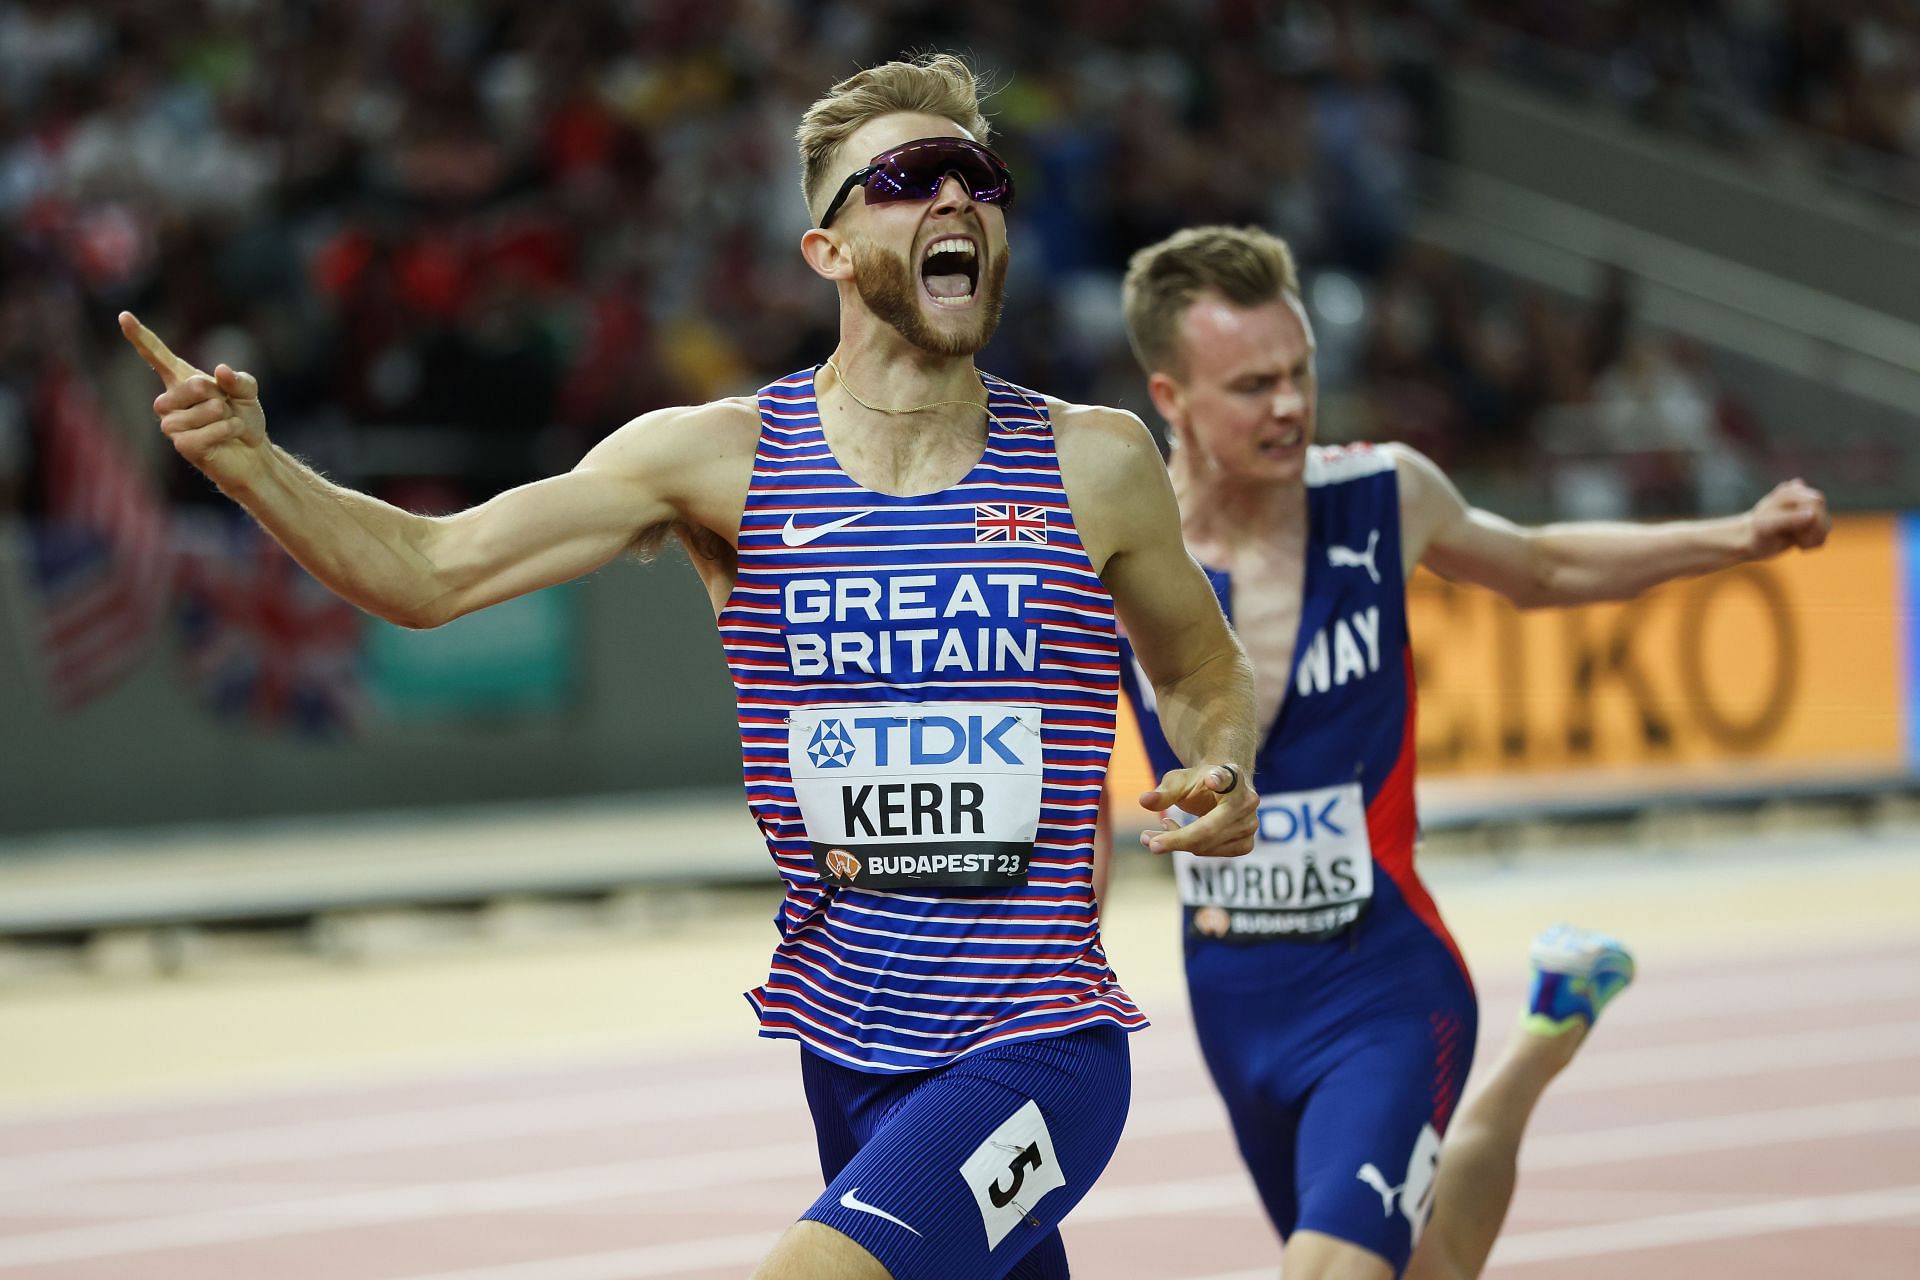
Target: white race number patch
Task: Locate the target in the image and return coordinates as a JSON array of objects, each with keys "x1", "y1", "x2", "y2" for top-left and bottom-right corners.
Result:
[
  {"x1": 789, "y1": 703, "x2": 1043, "y2": 888},
  {"x1": 959, "y1": 1099, "x2": 1067, "y2": 1250},
  {"x1": 1401, "y1": 1122, "x2": 1440, "y2": 1244},
  {"x1": 1176, "y1": 781, "x2": 1374, "y2": 942}
]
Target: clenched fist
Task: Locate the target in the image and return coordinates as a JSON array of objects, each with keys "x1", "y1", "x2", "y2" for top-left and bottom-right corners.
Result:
[
  {"x1": 1745, "y1": 478, "x2": 1830, "y2": 559},
  {"x1": 120, "y1": 311, "x2": 269, "y2": 489}
]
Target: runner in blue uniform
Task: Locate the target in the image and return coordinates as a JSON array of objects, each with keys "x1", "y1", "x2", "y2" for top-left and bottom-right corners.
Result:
[
  {"x1": 1106, "y1": 225, "x2": 1830, "y2": 1280},
  {"x1": 121, "y1": 57, "x2": 1260, "y2": 1280}
]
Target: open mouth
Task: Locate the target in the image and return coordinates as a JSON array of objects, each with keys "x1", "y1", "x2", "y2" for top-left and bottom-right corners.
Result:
[
  {"x1": 1259, "y1": 428, "x2": 1305, "y2": 456},
  {"x1": 920, "y1": 236, "x2": 980, "y2": 308}
]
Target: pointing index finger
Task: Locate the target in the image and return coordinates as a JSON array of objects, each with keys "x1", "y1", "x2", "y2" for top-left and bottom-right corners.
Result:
[{"x1": 118, "y1": 311, "x2": 196, "y2": 389}]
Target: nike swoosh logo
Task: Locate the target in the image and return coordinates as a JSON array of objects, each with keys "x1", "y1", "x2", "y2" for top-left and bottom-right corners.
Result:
[
  {"x1": 782, "y1": 510, "x2": 876, "y2": 547},
  {"x1": 839, "y1": 1187, "x2": 921, "y2": 1236}
]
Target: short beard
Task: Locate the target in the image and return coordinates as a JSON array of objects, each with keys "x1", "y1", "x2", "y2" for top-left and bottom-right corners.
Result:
[{"x1": 851, "y1": 238, "x2": 1008, "y2": 357}]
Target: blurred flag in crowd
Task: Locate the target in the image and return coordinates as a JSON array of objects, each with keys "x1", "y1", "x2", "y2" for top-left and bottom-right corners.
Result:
[
  {"x1": 174, "y1": 515, "x2": 366, "y2": 736},
  {"x1": 27, "y1": 366, "x2": 172, "y2": 710}
]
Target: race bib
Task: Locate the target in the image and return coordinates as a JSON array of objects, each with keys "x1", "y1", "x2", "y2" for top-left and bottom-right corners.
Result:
[
  {"x1": 1175, "y1": 781, "x2": 1373, "y2": 943},
  {"x1": 788, "y1": 703, "x2": 1043, "y2": 889}
]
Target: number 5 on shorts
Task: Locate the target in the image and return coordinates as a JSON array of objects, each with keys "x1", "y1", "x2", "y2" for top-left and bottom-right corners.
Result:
[{"x1": 960, "y1": 1099, "x2": 1067, "y2": 1249}]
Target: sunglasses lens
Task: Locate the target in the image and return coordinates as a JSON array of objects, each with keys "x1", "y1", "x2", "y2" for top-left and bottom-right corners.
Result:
[{"x1": 865, "y1": 140, "x2": 1012, "y2": 208}]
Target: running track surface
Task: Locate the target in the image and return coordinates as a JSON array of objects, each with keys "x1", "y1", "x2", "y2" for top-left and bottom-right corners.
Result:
[
  {"x1": 4, "y1": 939, "x2": 1920, "y2": 1277},
  {"x1": 3, "y1": 833, "x2": 1919, "y2": 1278}
]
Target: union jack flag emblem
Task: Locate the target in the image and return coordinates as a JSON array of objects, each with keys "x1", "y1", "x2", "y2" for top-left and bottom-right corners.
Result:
[
  {"x1": 174, "y1": 516, "x2": 365, "y2": 735},
  {"x1": 974, "y1": 504, "x2": 1049, "y2": 544}
]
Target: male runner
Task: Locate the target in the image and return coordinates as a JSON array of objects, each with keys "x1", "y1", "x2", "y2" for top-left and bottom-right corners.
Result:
[
  {"x1": 1106, "y1": 225, "x2": 1830, "y2": 1280},
  {"x1": 121, "y1": 56, "x2": 1258, "y2": 1280}
]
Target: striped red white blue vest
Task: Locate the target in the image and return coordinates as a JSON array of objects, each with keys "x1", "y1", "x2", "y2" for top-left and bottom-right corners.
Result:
[{"x1": 729, "y1": 367, "x2": 1146, "y2": 1072}]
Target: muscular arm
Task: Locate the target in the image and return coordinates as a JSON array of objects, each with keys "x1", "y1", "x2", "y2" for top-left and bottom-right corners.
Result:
[
  {"x1": 1391, "y1": 444, "x2": 1830, "y2": 608},
  {"x1": 204, "y1": 436, "x2": 681, "y2": 629},
  {"x1": 123, "y1": 312, "x2": 750, "y2": 629},
  {"x1": 1059, "y1": 403, "x2": 1258, "y2": 859}
]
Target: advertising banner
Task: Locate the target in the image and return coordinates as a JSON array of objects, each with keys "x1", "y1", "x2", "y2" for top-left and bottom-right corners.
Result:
[
  {"x1": 1110, "y1": 514, "x2": 1908, "y2": 816},
  {"x1": 363, "y1": 585, "x2": 579, "y2": 721}
]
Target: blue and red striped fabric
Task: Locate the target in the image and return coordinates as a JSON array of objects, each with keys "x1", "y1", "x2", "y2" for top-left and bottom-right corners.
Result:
[{"x1": 728, "y1": 367, "x2": 1145, "y2": 1072}]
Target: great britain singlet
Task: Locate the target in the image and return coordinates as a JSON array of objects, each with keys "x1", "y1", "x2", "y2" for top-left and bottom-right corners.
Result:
[
  {"x1": 728, "y1": 367, "x2": 1146, "y2": 1072},
  {"x1": 1119, "y1": 444, "x2": 1467, "y2": 981}
]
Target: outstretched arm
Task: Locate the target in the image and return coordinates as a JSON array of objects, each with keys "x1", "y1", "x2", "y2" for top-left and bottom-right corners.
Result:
[
  {"x1": 1392, "y1": 443, "x2": 1830, "y2": 608},
  {"x1": 1061, "y1": 405, "x2": 1257, "y2": 860},
  {"x1": 122, "y1": 312, "x2": 738, "y2": 629}
]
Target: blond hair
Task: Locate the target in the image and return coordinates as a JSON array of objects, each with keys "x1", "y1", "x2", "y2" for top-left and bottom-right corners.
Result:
[
  {"x1": 1122, "y1": 226, "x2": 1302, "y2": 376},
  {"x1": 796, "y1": 53, "x2": 992, "y2": 222}
]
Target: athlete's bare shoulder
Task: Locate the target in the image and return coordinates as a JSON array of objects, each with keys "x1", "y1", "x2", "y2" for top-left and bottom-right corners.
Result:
[
  {"x1": 1374, "y1": 440, "x2": 1459, "y2": 515},
  {"x1": 1376, "y1": 440, "x2": 1477, "y2": 574},
  {"x1": 1046, "y1": 397, "x2": 1164, "y2": 489},
  {"x1": 1045, "y1": 397, "x2": 1174, "y2": 574},
  {"x1": 1373, "y1": 439, "x2": 1420, "y2": 474}
]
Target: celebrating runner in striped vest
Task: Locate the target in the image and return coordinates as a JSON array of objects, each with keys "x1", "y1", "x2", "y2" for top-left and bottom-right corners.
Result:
[{"x1": 120, "y1": 55, "x2": 1259, "y2": 1280}]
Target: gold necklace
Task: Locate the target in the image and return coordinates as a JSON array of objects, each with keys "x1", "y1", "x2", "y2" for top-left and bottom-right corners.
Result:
[{"x1": 823, "y1": 355, "x2": 1000, "y2": 427}]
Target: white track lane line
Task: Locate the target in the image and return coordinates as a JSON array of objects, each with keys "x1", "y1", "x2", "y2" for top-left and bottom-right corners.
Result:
[
  {"x1": 1568, "y1": 959, "x2": 1920, "y2": 1027},
  {"x1": 1488, "y1": 1182, "x2": 1920, "y2": 1266},
  {"x1": 0, "y1": 1140, "x2": 820, "y2": 1271},
  {"x1": 378, "y1": 1233, "x2": 780, "y2": 1280},
  {"x1": 0, "y1": 1073, "x2": 795, "y2": 1192},
  {"x1": 12, "y1": 1014, "x2": 1920, "y2": 1194},
  {"x1": 1122, "y1": 956, "x2": 1920, "y2": 1073},
  {"x1": 2, "y1": 992, "x2": 1887, "y2": 1193},
  {"x1": 6, "y1": 1092, "x2": 1917, "y2": 1270},
  {"x1": 1, "y1": 1011, "x2": 1915, "y2": 1180},
  {"x1": 1521, "y1": 1095, "x2": 1920, "y2": 1169},
  {"x1": 1549, "y1": 1018, "x2": 1920, "y2": 1093},
  {"x1": 9, "y1": 937, "x2": 1907, "y2": 1136},
  {"x1": 1185, "y1": 1182, "x2": 1920, "y2": 1278},
  {"x1": 371, "y1": 1178, "x2": 1265, "y2": 1280}
]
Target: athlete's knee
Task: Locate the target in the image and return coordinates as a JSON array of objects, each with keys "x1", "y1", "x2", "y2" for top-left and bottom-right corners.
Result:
[
  {"x1": 1283, "y1": 1229, "x2": 1396, "y2": 1280},
  {"x1": 752, "y1": 1221, "x2": 893, "y2": 1280}
]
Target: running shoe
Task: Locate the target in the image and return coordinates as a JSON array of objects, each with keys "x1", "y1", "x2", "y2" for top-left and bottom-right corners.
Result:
[{"x1": 1521, "y1": 924, "x2": 1635, "y2": 1037}]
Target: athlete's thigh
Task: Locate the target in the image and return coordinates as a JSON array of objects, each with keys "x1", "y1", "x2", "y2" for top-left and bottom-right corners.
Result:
[
  {"x1": 754, "y1": 1221, "x2": 891, "y2": 1280},
  {"x1": 1285, "y1": 1228, "x2": 1397, "y2": 1280},
  {"x1": 800, "y1": 1049, "x2": 1068, "y2": 1278},
  {"x1": 1210, "y1": 1073, "x2": 1304, "y2": 1239},
  {"x1": 755, "y1": 1219, "x2": 1069, "y2": 1280},
  {"x1": 1190, "y1": 986, "x2": 1307, "y2": 1237},
  {"x1": 1290, "y1": 1015, "x2": 1464, "y2": 1277},
  {"x1": 801, "y1": 1026, "x2": 1131, "y2": 1280}
]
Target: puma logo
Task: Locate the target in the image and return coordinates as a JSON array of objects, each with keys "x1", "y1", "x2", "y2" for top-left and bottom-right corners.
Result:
[
  {"x1": 1356, "y1": 1162, "x2": 1402, "y2": 1216},
  {"x1": 1327, "y1": 529, "x2": 1381, "y2": 584}
]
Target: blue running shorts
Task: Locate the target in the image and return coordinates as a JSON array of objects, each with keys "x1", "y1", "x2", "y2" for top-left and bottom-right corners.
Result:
[
  {"x1": 1188, "y1": 935, "x2": 1477, "y2": 1275},
  {"x1": 799, "y1": 1024, "x2": 1132, "y2": 1280}
]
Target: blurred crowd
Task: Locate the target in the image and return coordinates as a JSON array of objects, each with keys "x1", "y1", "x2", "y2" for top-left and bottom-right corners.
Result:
[
  {"x1": 2, "y1": 0, "x2": 1874, "y2": 525},
  {"x1": 1475, "y1": 0, "x2": 1920, "y2": 204}
]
